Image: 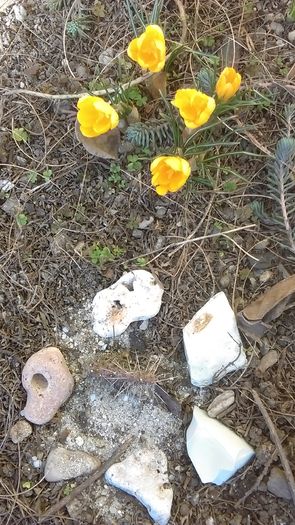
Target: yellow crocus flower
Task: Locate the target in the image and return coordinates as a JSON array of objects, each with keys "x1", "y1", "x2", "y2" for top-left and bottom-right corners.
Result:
[
  {"x1": 127, "y1": 25, "x2": 166, "y2": 73},
  {"x1": 215, "y1": 67, "x2": 241, "y2": 101},
  {"x1": 77, "y1": 95, "x2": 119, "y2": 138},
  {"x1": 171, "y1": 89, "x2": 216, "y2": 129},
  {"x1": 150, "y1": 156, "x2": 191, "y2": 196}
]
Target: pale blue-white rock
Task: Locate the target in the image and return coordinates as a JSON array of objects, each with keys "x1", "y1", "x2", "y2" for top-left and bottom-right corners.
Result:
[
  {"x1": 186, "y1": 407, "x2": 255, "y2": 485},
  {"x1": 105, "y1": 447, "x2": 173, "y2": 525},
  {"x1": 183, "y1": 292, "x2": 247, "y2": 387},
  {"x1": 92, "y1": 270, "x2": 163, "y2": 338}
]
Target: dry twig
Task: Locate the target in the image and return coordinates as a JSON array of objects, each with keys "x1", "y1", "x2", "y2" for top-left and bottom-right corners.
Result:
[{"x1": 252, "y1": 389, "x2": 295, "y2": 507}]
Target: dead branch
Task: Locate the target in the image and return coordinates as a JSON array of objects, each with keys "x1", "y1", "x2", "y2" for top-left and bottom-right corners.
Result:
[{"x1": 252, "y1": 389, "x2": 295, "y2": 507}]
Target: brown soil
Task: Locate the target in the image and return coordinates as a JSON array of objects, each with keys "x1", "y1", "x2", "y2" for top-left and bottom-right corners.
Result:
[{"x1": 1, "y1": 0, "x2": 295, "y2": 524}]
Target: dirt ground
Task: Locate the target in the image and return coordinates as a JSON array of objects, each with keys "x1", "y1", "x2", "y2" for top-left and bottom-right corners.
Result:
[{"x1": 1, "y1": 0, "x2": 295, "y2": 524}]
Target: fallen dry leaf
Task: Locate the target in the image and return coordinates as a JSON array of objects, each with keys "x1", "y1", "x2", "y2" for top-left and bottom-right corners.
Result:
[
  {"x1": 92, "y1": 1, "x2": 105, "y2": 18},
  {"x1": 75, "y1": 121, "x2": 120, "y2": 160},
  {"x1": 145, "y1": 72, "x2": 167, "y2": 99},
  {"x1": 237, "y1": 274, "x2": 295, "y2": 339}
]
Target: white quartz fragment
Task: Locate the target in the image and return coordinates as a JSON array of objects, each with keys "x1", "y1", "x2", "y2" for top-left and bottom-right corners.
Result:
[
  {"x1": 186, "y1": 407, "x2": 255, "y2": 485},
  {"x1": 183, "y1": 292, "x2": 247, "y2": 387}
]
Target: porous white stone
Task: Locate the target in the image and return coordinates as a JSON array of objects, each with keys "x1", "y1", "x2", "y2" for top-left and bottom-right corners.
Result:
[
  {"x1": 186, "y1": 407, "x2": 255, "y2": 485},
  {"x1": 92, "y1": 270, "x2": 163, "y2": 337},
  {"x1": 183, "y1": 292, "x2": 247, "y2": 387},
  {"x1": 105, "y1": 447, "x2": 173, "y2": 525}
]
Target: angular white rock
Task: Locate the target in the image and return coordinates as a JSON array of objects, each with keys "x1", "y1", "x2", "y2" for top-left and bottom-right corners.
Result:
[
  {"x1": 183, "y1": 292, "x2": 247, "y2": 387},
  {"x1": 187, "y1": 407, "x2": 255, "y2": 485},
  {"x1": 92, "y1": 270, "x2": 163, "y2": 338},
  {"x1": 105, "y1": 447, "x2": 173, "y2": 525}
]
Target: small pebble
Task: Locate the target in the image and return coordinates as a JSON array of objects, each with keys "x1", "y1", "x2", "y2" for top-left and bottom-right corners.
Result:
[
  {"x1": 0, "y1": 179, "x2": 14, "y2": 192},
  {"x1": 288, "y1": 30, "x2": 295, "y2": 44},
  {"x1": 98, "y1": 48, "x2": 114, "y2": 66},
  {"x1": 138, "y1": 216, "x2": 154, "y2": 230},
  {"x1": 132, "y1": 229, "x2": 143, "y2": 239},
  {"x1": 270, "y1": 21, "x2": 284, "y2": 36},
  {"x1": 155, "y1": 206, "x2": 167, "y2": 219},
  {"x1": 10, "y1": 420, "x2": 32, "y2": 444},
  {"x1": 13, "y1": 5, "x2": 27, "y2": 22},
  {"x1": 139, "y1": 320, "x2": 149, "y2": 331},
  {"x1": 259, "y1": 270, "x2": 273, "y2": 284},
  {"x1": 32, "y1": 457, "x2": 42, "y2": 469},
  {"x1": 256, "y1": 350, "x2": 278, "y2": 375},
  {"x1": 45, "y1": 446, "x2": 100, "y2": 482},
  {"x1": 267, "y1": 467, "x2": 292, "y2": 500},
  {"x1": 207, "y1": 390, "x2": 235, "y2": 418}
]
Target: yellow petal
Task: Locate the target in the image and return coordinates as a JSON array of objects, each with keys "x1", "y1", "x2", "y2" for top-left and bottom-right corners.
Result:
[
  {"x1": 155, "y1": 184, "x2": 168, "y2": 196},
  {"x1": 127, "y1": 38, "x2": 140, "y2": 61},
  {"x1": 80, "y1": 125, "x2": 99, "y2": 138},
  {"x1": 151, "y1": 156, "x2": 166, "y2": 172},
  {"x1": 145, "y1": 25, "x2": 165, "y2": 42}
]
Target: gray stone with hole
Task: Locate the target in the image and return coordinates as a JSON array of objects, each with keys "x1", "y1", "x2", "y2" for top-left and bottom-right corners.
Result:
[{"x1": 21, "y1": 346, "x2": 74, "y2": 425}]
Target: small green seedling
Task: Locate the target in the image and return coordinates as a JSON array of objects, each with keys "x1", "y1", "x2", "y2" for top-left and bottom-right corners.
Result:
[
  {"x1": 22, "y1": 481, "x2": 33, "y2": 490},
  {"x1": 127, "y1": 154, "x2": 142, "y2": 172},
  {"x1": 136, "y1": 257, "x2": 148, "y2": 267},
  {"x1": 12, "y1": 128, "x2": 29, "y2": 143},
  {"x1": 27, "y1": 170, "x2": 38, "y2": 183},
  {"x1": 66, "y1": 16, "x2": 91, "y2": 38},
  {"x1": 123, "y1": 86, "x2": 147, "y2": 108},
  {"x1": 108, "y1": 163, "x2": 127, "y2": 190},
  {"x1": 41, "y1": 168, "x2": 53, "y2": 182},
  {"x1": 90, "y1": 244, "x2": 125, "y2": 266},
  {"x1": 16, "y1": 213, "x2": 28, "y2": 227}
]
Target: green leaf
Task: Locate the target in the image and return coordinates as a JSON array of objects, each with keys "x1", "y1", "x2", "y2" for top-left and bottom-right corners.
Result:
[
  {"x1": 27, "y1": 170, "x2": 38, "y2": 183},
  {"x1": 41, "y1": 168, "x2": 53, "y2": 182},
  {"x1": 63, "y1": 482, "x2": 76, "y2": 496},
  {"x1": 16, "y1": 213, "x2": 28, "y2": 226},
  {"x1": 196, "y1": 68, "x2": 216, "y2": 96},
  {"x1": 12, "y1": 128, "x2": 29, "y2": 143},
  {"x1": 223, "y1": 181, "x2": 237, "y2": 192},
  {"x1": 136, "y1": 257, "x2": 148, "y2": 267},
  {"x1": 22, "y1": 481, "x2": 32, "y2": 490},
  {"x1": 123, "y1": 86, "x2": 147, "y2": 107}
]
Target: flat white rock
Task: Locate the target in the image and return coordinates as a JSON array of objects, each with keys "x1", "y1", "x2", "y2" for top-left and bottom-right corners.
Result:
[
  {"x1": 183, "y1": 291, "x2": 247, "y2": 387},
  {"x1": 92, "y1": 270, "x2": 163, "y2": 337},
  {"x1": 105, "y1": 447, "x2": 173, "y2": 525},
  {"x1": 187, "y1": 407, "x2": 255, "y2": 485}
]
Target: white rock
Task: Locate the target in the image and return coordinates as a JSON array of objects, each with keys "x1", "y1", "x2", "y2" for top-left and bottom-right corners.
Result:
[
  {"x1": 13, "y1": 4, "x2": 27, "y2": 22},
  {"x1": 288, "y1": 30, "x2": 295, "y2": 44},
  {"x1": 92, "y1": 270, "x2": 163, "y2": 338},
  {"x1": 45, "y1": 446, "x2": 100, "y2": 482},
  {"x1": 183, "y1": 292, "x2": 247, "y2": 387},
  {"x1": 105, "y1": 447, "x2": 173, "y2": 525},
  {"x1": 186, "y1": 407, "x2": 255, "y2": 485}
]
